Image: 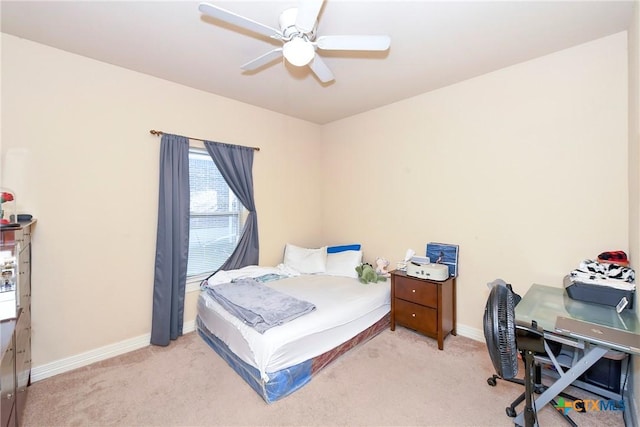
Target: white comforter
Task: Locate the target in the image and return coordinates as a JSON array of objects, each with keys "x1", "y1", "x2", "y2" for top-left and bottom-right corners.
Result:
[{"x1": 198, "y1": 267, "x2": 390, "y2": 381}]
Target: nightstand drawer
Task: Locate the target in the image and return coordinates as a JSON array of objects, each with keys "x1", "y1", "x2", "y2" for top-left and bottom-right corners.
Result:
[
  {"x1": 394, "y1": 299, "x2": 437, "y2": 334},
  {"x1": 394, "y1": 275, "x2": 437, "y2": 307}
]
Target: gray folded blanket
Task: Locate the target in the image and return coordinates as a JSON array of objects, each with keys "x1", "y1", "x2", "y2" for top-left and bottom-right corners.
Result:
[{"x1": 205, "y1": 278, "x2": 316, "y2": 333}]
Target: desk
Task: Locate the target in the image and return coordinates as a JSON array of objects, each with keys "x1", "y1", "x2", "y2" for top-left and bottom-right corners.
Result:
[{"x1": 514, "y1": 284, "x2": 639, "y2": 426}]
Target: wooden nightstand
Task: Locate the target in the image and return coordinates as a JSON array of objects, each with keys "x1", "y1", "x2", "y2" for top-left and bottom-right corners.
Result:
[{"x1": 390, "y1": 270, "x2": 456, "y2": 350}]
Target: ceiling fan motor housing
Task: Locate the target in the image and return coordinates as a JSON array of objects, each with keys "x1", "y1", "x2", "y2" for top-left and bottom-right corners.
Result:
[
  {"x1": 279, "y1": 8, "x2": 317, "y2": 67},
  {"x1": 279, "y1": 8, "x2": 316, "y2": 40}
]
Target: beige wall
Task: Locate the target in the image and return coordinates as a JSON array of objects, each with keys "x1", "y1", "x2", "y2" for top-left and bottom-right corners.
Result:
[
  {"x1": 627, "y1": 1, "x2": 639, "y2": 423},
  {"x1": 0, "y1": 27, "x2": 634, "y2": 394},
  {"x1": 322, "y1": 32, "x2": 629, "y2": 338},
  {"x1": 1, "y1": 34, "x2": 324, "y2": 366}
]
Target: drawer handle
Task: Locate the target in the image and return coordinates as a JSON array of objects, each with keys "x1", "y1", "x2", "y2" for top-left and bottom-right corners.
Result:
[
  {"x1": 412, "y1": 313, "x2": 416, "y2": 317},
  {"x1": 412, "y1": 289, "x2": 416, "y2": 293}
]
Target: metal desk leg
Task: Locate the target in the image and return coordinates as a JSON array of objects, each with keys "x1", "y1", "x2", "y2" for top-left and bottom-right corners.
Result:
[{"x1": 514, "y1": 345, "x2": 609, "y2": 427}]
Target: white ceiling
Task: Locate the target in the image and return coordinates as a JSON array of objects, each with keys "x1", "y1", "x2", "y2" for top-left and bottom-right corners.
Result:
[{"x1": 1, "y1": 1, "x2": 635, "y2": 124}]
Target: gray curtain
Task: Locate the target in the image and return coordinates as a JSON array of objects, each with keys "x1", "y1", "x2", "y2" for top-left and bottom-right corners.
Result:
[
  {"x1": 151, "y1": 134, "x2": 190, "y2": 346},
  {"x1": 204, "y1": 141, "x2": 258, "y2": 271}
]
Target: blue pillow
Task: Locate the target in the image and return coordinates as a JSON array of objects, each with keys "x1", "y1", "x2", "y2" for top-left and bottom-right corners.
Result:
[{"x1": 327, "y1": 244, "x2": 361, "y2": 254}]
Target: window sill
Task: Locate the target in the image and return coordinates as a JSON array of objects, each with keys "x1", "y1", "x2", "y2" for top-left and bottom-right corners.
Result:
[{"x1": 186, "y1": 277, "x2": 205, "y2": 294}]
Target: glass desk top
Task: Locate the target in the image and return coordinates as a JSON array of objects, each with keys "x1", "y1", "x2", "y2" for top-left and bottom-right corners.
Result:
[{"x1": 515, "y1": 283, "x2": 639, "y2": 335}]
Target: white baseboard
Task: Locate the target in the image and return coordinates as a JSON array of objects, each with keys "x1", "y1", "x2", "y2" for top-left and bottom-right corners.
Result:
[
  {"x1": 32, "y1": 320, "x2": 474, "y2": 383},
  {"x1": 31, "y1": 320, "x2": 196, "y2": 383},
  {"x1": 455, "y1": 323, "x2": 484, "y2": 342},
  {"x1": 31, "y1": 320, "x2": 476, "y2": 382}
]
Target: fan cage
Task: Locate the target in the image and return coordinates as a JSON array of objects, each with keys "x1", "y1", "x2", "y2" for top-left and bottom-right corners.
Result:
[{"x1": 483, "y1": 284, "x2": 519, "y2": 379}]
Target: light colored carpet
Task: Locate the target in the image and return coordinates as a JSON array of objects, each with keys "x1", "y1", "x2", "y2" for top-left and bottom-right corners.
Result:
[{"x1": 23, "y1": 327, "x2": 625, "y2": 426}]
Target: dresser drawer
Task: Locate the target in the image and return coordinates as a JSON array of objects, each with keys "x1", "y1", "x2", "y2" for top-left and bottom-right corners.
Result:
[
  {"x1": 394, "y1": 275, "x2": 437, "y2": 307},
  {"x1": 394, "y1": 299, "x2": 437, "y2": 335}
]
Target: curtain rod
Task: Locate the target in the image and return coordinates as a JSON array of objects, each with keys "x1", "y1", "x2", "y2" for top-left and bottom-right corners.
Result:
[{"x1": 149, "y1": 129, "x2": 260, "y2": 151}]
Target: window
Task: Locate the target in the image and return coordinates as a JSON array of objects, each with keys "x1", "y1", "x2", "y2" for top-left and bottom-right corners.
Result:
[{"x1": 187, "y1": 148, "x2": 245, "y2": 279}]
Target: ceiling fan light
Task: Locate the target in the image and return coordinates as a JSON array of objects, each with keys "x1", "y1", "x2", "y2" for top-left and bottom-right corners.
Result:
[{"x1": 283, "y1": 38, "x2": 315, "y2": 67}]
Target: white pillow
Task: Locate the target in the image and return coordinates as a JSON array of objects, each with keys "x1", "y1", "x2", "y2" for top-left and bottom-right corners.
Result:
[
  {"x1": 325, "y1": 250, "x2": 363, "y2": 278},
  {"x1": 283, "y1": 243, "x2": 328, "y2": 274}
]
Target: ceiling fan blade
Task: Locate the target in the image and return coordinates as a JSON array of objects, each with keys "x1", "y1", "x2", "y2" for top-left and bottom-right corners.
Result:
[
  {"x1": 308, "y1": 54, "x2": 334, "y2": 83},
  {"x1": 241, "y1": 48, "x2": 283, "y2": 71},
  {"x1": 295, "y1": 0, "x2": 324, "y2": 33},
  {"x1": 199, "y1": 2, "x2": 282, "y2": 39},
  {"x1": 316, "y1": 35, "x2": 391, "y2": 51}
]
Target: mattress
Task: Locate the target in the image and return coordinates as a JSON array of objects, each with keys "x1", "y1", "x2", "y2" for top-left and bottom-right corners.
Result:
[{"x1": 196, "y1": 273, "x2": 391, "y2": 401}]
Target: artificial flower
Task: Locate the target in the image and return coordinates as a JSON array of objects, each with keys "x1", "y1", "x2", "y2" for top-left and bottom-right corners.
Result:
[
  {"x1": 0, "y1": 192, "x2": 13, "y2": 203},
  {"x1": 1, "y1": 192, "x2": 14, "y2": 224}
]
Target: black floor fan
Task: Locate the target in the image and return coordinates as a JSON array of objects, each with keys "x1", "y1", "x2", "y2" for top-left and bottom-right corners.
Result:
[{"x1": 483, "y1": 283, "x2": 547, "y2": 427}]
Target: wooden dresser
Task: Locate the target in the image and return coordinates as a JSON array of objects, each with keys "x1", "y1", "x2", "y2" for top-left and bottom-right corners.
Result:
[
  {"x1": 0, "y1": 221, "x2": 34, "y2": 427},
  {"x1": 390, "y1": 270, "x2": 456, "y2": 350}
]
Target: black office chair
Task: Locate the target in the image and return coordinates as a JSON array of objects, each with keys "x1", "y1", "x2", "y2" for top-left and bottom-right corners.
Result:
[{"x1": 484, "y1": 281, "x2": 578, "y2": 427}]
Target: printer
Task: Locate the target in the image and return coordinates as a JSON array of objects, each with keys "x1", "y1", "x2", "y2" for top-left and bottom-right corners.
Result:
[{"x1": 406, "y1": 260, "x2": 449, "y2": 281}]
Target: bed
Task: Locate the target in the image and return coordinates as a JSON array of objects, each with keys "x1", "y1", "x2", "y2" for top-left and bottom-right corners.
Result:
[{"x1": 195, "y1": 244, "x2": 391, "y2": 403}]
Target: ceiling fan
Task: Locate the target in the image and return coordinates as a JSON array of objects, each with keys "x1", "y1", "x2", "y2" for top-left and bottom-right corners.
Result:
[{"x1": 198, "y1": 0, "x2": 391, "y2": 83}]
